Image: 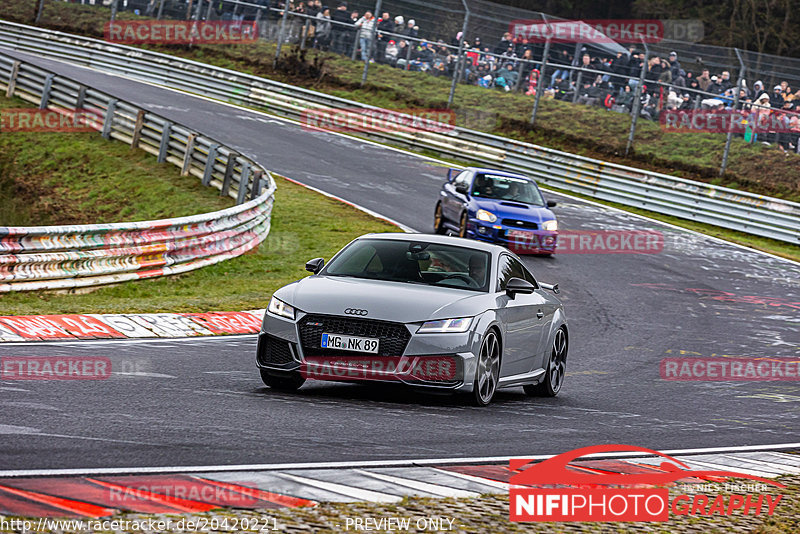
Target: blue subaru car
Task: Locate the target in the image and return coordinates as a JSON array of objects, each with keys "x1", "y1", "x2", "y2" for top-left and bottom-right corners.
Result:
[{"x1": 433, "y1": 167, "x2": 558, "y2": 254}]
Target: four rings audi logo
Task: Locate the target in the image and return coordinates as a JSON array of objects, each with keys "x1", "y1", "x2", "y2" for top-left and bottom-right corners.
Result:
[{"x1": 344, "y1": 308, "x2": 369, "y2": 316}]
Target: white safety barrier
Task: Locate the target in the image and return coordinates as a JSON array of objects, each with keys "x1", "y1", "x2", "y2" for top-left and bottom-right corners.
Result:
[{"x1": 0, "y1": 48, "x2": 275, "y2": 292}]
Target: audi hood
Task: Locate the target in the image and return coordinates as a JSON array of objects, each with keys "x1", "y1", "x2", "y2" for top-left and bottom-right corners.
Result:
[{"x1": 274, "y1": 275, "x2": 492, "y2": 323}]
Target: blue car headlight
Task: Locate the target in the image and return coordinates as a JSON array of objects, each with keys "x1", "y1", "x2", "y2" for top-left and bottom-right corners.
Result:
[
  {"x1": 476, "y1": 209, "x2": 497, "y2": 223},
  {"x1": 542, "y1": 219, "x2": 558, "y2": 231},
  {"x1": 417, "y1": 317, "x2": 473, "y2": 333}
]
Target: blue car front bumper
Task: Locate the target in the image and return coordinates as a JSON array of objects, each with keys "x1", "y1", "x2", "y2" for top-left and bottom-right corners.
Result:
[{"x1": 468, "y1": 219, "x2": 558, "y2": 254}]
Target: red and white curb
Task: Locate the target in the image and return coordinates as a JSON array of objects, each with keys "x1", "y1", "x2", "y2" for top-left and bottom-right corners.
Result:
[
  {"x1": 0, "y1": 450, "x2": 797, "y2": 518},
  {"x1": 0, "y1": 310, "x2": 265, "y2": 342}
]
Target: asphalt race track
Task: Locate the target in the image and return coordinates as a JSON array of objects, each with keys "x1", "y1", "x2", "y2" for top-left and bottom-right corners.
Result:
[{"x1": 1, "y1": 49, "x2": 798, "y2": 471}]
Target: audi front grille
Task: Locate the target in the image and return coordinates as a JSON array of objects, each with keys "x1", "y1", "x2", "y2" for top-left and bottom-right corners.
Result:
[{"x1": 298, "y1": 314, "x2": 412, "y2": 357}]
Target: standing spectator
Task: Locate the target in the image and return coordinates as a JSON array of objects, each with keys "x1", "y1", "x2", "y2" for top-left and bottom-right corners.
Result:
[
  {"x1": 706, "y1": 75, "x2": 722, "y2": 94},
  {"x1": 404, "y1": 19, "x2": 418, "y2": 40},
  {"x1": 697, "y1": 69, "x2": 711, "y2": 92},
  {"x1": 668, "y1": 51, "x2": 681, "y2": 80},
  {"x1": 354, "y1": 11, "x2": 376, "y2": 61},
  {"x1": 313, "y1": 7, "x2": 332, "y2": 50},
  {"x1": 718, "y1": 71, "x2": 733, "y2": 93},
  {"x1": 493, "y1": 32, "x2": 514, "y2": 55},
  {"x1": 393, "y1": 15, "x2": 404, "y2": 34},
  {"x1": 752, "y1": 80, "x2": 766, "y2": 101},
  {"x1": 770, "y1": 85, "x2": 785, "y2": 108},
  {"x1": 376, "y1": 12, "x2": 393, "y2": 63},
  {"x1": 330, "y1": 3, "x2": 351, "y2": 54}
]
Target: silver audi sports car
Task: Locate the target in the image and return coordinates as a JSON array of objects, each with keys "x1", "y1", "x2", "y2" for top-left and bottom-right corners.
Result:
[{"x1": 256, "y1": 233, "x2": 568, "y2": 405}]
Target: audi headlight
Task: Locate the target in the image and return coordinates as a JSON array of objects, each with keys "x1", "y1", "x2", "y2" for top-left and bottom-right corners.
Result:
[
  {"x1": 476, "y1": 209, "x2": 497, "y2": 223},
  {"x1": 268, "y1": 296, "x2": 295, "y2": 320},
  {"x1": 418, "y1": 317, "x2": 473, "y2": 333},
  {"x1": 542, "y1": 219, "x2": 558, "y2": 231}
]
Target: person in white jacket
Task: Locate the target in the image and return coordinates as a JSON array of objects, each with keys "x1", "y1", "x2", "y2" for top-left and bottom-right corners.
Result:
[{"x1": 354, "y1": 11, "x2": 376, "y2": 61}]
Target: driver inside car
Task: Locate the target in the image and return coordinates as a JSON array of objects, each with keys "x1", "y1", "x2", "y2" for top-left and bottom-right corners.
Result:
[{"x1": 468, "y1": 255, "x2": 487, "y2": 287}]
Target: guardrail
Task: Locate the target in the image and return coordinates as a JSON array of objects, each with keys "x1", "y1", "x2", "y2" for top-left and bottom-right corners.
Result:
[
  {"x1": 0, "y1": 47, "x2": 275, "y2": 292},
  {"x1": 0, "y1": 20, "x2": 797, "y2": 245}
]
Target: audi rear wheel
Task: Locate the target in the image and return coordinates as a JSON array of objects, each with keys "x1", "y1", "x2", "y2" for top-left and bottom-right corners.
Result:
[{"x1": 524, "y1": 327, "x2": 567, "y2": 397}]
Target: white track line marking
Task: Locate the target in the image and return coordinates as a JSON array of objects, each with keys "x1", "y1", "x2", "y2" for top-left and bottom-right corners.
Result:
[
  {"x1": 718, "y1": 454, "x2": 800, "y2": 475},
  {"x1": 353, "y1": 469, "x2": 479, "y2": 498},
  {"x1": 429, "y1": 468, "x2": 509, "y2": 491},
  {"x1": 274, "y1": 472, "x2": 402, "y2": 503},
  {"x1": 1, "y1": 443, "x2": 798, "y2": 478}
]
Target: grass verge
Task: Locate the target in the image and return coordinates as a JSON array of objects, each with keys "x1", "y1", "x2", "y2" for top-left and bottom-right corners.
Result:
[
  {"x1": 1, "y1": 0, "x2": 799, "y2": 203},
  {"x1": 0, "y1": 174, "x2": 399, "y2": 315}
]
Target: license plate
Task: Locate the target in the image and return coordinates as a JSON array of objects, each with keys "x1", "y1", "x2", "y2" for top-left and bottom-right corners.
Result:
[
  {"x1": 321, "y1": 333, "x2": 379, "y2": 354},
  {"x1": 507, "y1": 229, "x2": 536, "y2": 241}
]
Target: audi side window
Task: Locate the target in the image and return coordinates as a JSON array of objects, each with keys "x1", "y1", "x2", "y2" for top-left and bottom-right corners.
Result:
[
  {"x1": 496, "y1": 255, "x2": 514, "y2": 291},
  {"x1": 519, "y1": 261, "x2": 539, "y2": 288}
]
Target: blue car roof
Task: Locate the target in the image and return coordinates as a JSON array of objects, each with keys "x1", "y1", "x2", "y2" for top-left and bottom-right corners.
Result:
[{"x1": 467, "y1": 167, "x2": 534, "y2": 182}]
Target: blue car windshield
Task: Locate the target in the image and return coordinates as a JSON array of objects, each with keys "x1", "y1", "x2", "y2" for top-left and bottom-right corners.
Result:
[
  {"x1": 472, "y1": 174, "x2": 544, "y2": 205},
  {"x1": 323, "y1": 239, "x2": 491, "y2": 292}
]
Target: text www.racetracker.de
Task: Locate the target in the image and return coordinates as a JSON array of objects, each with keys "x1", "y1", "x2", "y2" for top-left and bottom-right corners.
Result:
[{"x1": 0, "y1": 516, "x2": 281, "y2": 532}]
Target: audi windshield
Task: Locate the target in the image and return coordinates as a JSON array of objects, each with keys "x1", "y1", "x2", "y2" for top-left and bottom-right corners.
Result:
[
  {"x1": 323, "y1": 239, "x2": 491, "y2": 292},
  {"x1": 472, "y1": 174, "x2": 544, "y2": 205}
]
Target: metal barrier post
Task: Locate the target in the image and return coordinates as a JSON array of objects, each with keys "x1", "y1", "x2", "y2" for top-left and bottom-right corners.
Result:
[
  {"x1": 158, "y1": 122, "x2": 172, "y2": 163},
  {"x1": 237, "y1": 161, "x2": 251, "y2": 204},
  {"x1": 203, "y1": 143, "x2": 219, "y2": 185},
  {"x1": 251, "y1": 169, "x2": 263, "y2": 200},
  {"x1": 76, "y1": 85, "x2": 86, "y2": 109},
  {"x1": 182, "y1": 133, "x2": 197, "y2": 176},
  {"x1": 157, "y1": 0, "x2": 166, "y2": 20},
  {"x1": 273, "y1": 4, "x2": 290, "y2": 68},
  {"x1": 34, "y1": 0, "x2": 45, "y2": 24},
  {"x1": 195, "y1": 0, "x2": 204, "y2": 21},
  {"x1": 221, "y1": 152, "x2": 240, "y2": 196},
  {"x1": 300, "y1": 19, "x2": 310, "y2": 50},
  {"x1": 131, "y1": 109, "x2": 146, "y2": 149},
  {"x1": 447, "y1": 1, "x2": 469, "y2": 109},
  {"x1": 360, "y1": 0, "x2": 382, "y2": 87},
  {"x1": 102, "y1": 99, "x2": 118, "y2": 139},
  {"x1": 110, "y1": 0, "x2": 119, "y2": 22},
  {"x1": 6, "y1": 61, "x2": 20, "y2": 98},
  {"x1": 530, "y1": 34, "x2": 551, "y2": 127},
  {"x1": 720, "y1": 48, "x2": 745, "y2": 176},
  {"x1": 403, "y1": 41, "x2": 412, "y2": 70},
  {"x1": 625, "y1": 40, "x2": 649, "y2": 156},
  {"x1": 39, "y1": 74, "x2": 54, "y2": 109}
]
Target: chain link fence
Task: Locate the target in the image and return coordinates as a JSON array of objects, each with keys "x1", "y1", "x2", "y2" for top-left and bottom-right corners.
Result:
[{"x1": 51, "y1": 0, "x2": 800, "y2": 173}]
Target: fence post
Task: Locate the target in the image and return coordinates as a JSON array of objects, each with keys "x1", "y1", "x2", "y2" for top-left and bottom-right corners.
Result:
[
  {"x1": 156, "y1": 0, "x2": 166, "y2": 20},
  {"x1": 182, "y1": 133, "x2": 197, "y2": 176},
  {"x1": 720, "y1": 48, "x2": 746, "y2": 176},
  {"x1": 300, "y1": 19, "x2": 310, "y2": 49},
  {"x1": 221, "y1": 152, "x2": 240, "y2": 197},
  {"x1": 102, "y1": 99, "x2": 118, "y2": 139},
  {"x1": 530, "y1": 35, "x2": 551, "y2": 127},
  {"x1": 185, "y1": 0, "x2": 194, "y2": 20},
  {"x1": 110, "y1": 0, "x2": 119, "y2": 22},
  {"x1": 194, "y1": 0, "x2": 203, "y2": 21},
  {"x1": 206, "y1": 0, "x2": 214, "y2": 20},
  {"x1": 6, "y1": 61, "x2": 20, "y2": 98},
  {"x1": 39, "y1": 74, "x2": 54, "y2": 109},
  {"x1": 131, "y1": 110, "x2": 146, "y2": 149},
  {"x1": 237, "y1": 161, "x2": 251, "y2": 204},
  {"x1": 158, "y1": 122, "x2": 172, "y2": 163},
  {"x1": 572, "y1": 70, "x2": 583, "y2": 103},
  {"x1": 447, "y1": 1, "x2": 470, "y2": 109},
  {"x1": 75, "y1": 85, "x2": 86, "y2": 109},
  {"x1": 34, "y1": 0, "x2": 45, "y2": 24},
  {"x1": 251, "y1": 169, "x2": 264, "y2": 199},
  {"x1": 274, "y1": 4, "x2": 291, "y2": 68},
  {"x1": 203, "y1": 143, "x2": 219, "y2": 185},
  {"x1": 625, "y1": 40, "x2": 649, "y2": 156},
  {"x1": 360, "y1": 0, "x2": 383, "y2": 87}
]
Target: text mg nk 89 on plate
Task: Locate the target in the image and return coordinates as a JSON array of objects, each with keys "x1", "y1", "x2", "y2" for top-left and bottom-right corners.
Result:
[{"x1": 321, "y1": 333, "x2": 379, "y2": 353}]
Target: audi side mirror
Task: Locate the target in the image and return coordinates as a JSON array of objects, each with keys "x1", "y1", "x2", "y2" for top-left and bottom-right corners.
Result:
[
  {"x1": 305, "y1": 257, "x2": 325, "y2": 274},
  {"x1": 506, "y1": 277, "x2": 535, "y2": 299},
  {"x1": 547, "y1": 200, "x2": 557, "y2": 208}
]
